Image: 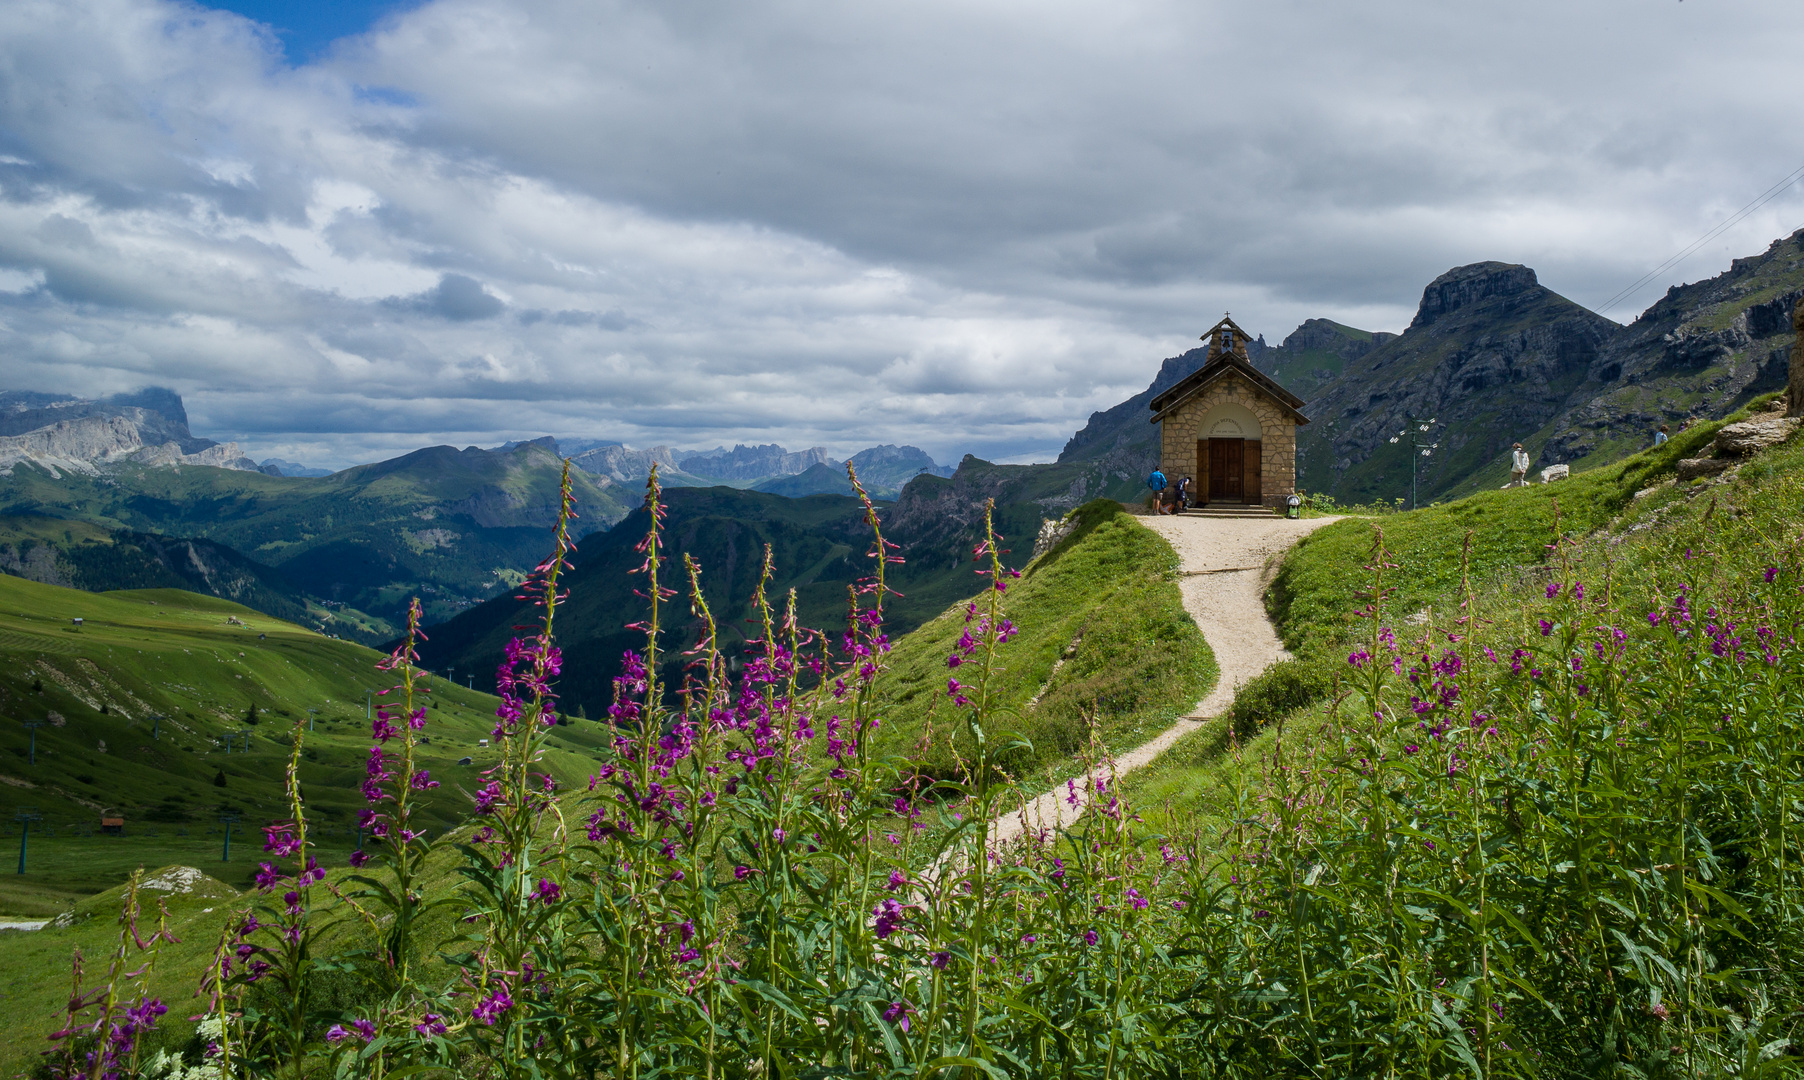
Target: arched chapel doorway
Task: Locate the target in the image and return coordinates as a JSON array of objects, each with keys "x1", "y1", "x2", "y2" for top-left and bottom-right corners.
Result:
[{"x1": 1195, "y1": 402, "x2": 1263, "y2": 505}]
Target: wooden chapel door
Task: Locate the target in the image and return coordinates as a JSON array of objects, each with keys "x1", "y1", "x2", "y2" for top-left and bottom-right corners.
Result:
[
  {"x1": 1208, "y1": 439, "x2": 1242, "y2": 501},
  {"x1": 1243, "y1": 440, "x2": 1262, "y2": 504}
]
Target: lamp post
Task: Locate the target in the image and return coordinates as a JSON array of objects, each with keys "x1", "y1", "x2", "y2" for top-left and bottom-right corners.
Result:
[
  {"x1": 1388, "y1": 417, "x2": 1441, "y2": 511},
  {"x1": 307, "y1": 707, "x2": 320, "y2": 733},
  {"x1": 150, "y1": 713, "x2": 161, "y2": 741},
  {"x1": 20, "y1": 720, "x2": 43, "y2": 765},
  {"x1": 218, "y1": 813, "x2": 239, "y2": 862},
  {"x1": 14, "y1": 807, "x2": 41, "y2": 874}
]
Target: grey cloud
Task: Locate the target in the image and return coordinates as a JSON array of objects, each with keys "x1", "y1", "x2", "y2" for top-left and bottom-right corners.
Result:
[{"x1": 387, "y1": 273, "x2": 507, "y2": 320}]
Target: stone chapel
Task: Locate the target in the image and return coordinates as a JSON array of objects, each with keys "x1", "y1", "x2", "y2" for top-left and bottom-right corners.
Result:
[{"x1": 1148, "y1": 315, "x2": 1308, "y2": 509}]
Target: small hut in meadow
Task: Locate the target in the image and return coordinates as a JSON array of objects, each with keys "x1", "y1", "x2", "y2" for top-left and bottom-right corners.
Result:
[{"x1": 1148, "y1": 316, "x2": 1309, "y2": 508}]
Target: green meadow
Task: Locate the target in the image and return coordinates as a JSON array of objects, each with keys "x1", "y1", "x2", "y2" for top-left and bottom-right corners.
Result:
[{"x1": 0, "y1": 574, "x2": 624, "y2": 910}]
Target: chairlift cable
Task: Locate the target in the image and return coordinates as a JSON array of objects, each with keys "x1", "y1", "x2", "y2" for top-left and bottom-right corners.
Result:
[{"x1": 1596, "y1": 158, "x2": 1804, "y2": 318}]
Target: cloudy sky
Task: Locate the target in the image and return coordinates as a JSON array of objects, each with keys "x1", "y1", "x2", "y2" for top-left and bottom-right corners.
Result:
[{"x1": 3, "y1": 0, "x2": 1803, "y2": 468}]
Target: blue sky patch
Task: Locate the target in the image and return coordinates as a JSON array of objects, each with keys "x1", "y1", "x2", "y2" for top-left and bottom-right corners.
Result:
[{"x1": 203, "y1": 0, "x2": 420, "y2": 63}]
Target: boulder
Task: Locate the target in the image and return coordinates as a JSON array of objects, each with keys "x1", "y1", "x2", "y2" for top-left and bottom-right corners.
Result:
[
  {"x1": 1713, "y1": 416, "x2": 1799, "y2": 457},
  {"x1": 1677, "y1": 457, "x2": 1733, "y2": 481},
  {"x1": 1539, "y1": 464, "x2": 1570, "y2": 483}
]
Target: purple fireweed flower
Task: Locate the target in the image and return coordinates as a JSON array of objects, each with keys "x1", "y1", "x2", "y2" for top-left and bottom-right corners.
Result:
[
  {"x1": 873, "y1": 898, "x2": 907, "y2": 939},
  {"x1": 254, "y1": 863, "x2": 283, "y2": 891},
  {"x1": 929, "y1": 951, "x2": 951, "y2": 968},
  {"x1": 348, "y1": 850, "x2": 370, "y2": 868},
  {"x1": 1766, "y1": 566, "x2": 1780, "y2": 583},
  {"x1": 1126, "y1": 889, "x2": 1149, "y2": 911},
  {"x1": 1573, "y1": 583, "x2": 1585, "y2": 601},
  {"x1": 410, "y1": 770, "x2": 439, "y2": 790},
  {"x1": 1083, "y1": 929, "x2": 1099, "y2": 947},
  {"x1": 886, "y1": 869, "x2": 908, "y2": 891},
  {"x1": 1545, "y1": 583, "x2": 1561, "y2": 599},
  {"x1": 371, "y1": 717, "x2": 398, "y2": 742},
  {"x1": 883, "y1": 1001, "x2": 915, "y2": 1032},
  {"x1": 535, "y1": 878, "x2": 562, "y2": 904},
  {"x1": 415, "y1": 1013, "x2": 448, "y2": 1037},
  {"x1": 734, "y1": 865, "x2": 752, "y2": 880},
  {"x1": 1538, "y1": 619, "x2": 1554, "y2": 636},
  {"x1": 352, "y1": 1019, "x2": 377, "y2": 1041},
  {"x1": 1348, "y1": 650, "x2": 1371, "y2": 668},
  {"x1": 326, "y1": 1025, "x2": 353, "y2": 1044},
  {"x1": 472, "y1": 989, "x2": 513, "y2": 1026}
]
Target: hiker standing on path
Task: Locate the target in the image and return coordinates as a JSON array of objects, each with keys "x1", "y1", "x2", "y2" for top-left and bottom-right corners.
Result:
[
  {"x1": 1509, "y1": 443, "x2": 1530, "y2": 487},
  {"x1": 1146, "y1": 467, "x2": 1168, "y2": 513},
  {"x1": 1175, "y1": 475, "x2": 1191, "y2": 513},
  {"x1": 1654, "y1": 424, "x2": 1669, "y2": 447}
]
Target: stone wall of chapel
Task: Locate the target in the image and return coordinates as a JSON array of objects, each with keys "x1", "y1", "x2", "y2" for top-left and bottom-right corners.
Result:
[{"x1": 1156, "y1": 373, "x2": 1298, "y2": 507}]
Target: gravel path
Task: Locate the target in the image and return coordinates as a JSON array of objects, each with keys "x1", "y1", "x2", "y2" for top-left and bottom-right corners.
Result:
[{"x1": 988, "y1": 512, "x2": 1341, "y2": 844}]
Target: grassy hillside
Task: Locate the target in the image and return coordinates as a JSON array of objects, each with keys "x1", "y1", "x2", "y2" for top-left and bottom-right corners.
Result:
[
  {"x1": 1127, "y1": 391, "x2": 1785, "y2": 827},
  {"x1": 869, "y1": 499, "x2": 1216, "y2": 786},
  {"x1": 0, "y1": 575, "x2": 616, "y2": 913}
]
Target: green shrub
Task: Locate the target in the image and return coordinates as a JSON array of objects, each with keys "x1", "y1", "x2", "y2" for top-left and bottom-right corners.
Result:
[{"x1": 1224, "y1": 650, "x2": 1339, "y2": 738}]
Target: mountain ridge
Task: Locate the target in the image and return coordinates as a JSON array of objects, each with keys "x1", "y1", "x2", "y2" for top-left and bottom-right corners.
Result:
[{"x1": 1060, "y1": 229, "x2": 1804, "y2": 505}]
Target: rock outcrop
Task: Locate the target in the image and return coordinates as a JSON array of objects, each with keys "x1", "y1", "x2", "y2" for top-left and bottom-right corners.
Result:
[
  {"x1": 1410, "y1": 262, "x2": 1542, "y2": 328},
  {"x1": 1295, "y1": 261, "x2": 1618, "y2": 504},
  {"x1": 0, "y1": 388, "x2": 261, "y2": 477},
  {"x1": 1713, "y1": 415, "x2": 1800, "y2": 457}
]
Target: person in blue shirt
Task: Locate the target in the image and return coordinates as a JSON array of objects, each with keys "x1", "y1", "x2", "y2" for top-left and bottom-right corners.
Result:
[
  {"x1": 1146, "y1": 469, "x2": 1168, "y2": 513},
  {"x1": 1654, "y1": 424, "x2": 1669, "y2": 447}
]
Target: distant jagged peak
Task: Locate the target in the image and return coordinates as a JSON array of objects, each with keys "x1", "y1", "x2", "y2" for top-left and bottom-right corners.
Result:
[
  {"x1": 677, "y1": 443, "x2": 832, "y2": 481},
  {"x1": 1411, "y1": 262, "x2": 1542, "y2": 329}
]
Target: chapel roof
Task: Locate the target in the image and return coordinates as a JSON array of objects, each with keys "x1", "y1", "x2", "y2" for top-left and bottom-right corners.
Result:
[{"x1": 1148, "y1": 315, "x2": 1309, "y2": 425}]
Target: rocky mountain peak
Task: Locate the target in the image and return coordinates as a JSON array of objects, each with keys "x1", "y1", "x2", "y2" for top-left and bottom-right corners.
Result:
[{"x1": 1411, "y1": 262, "x2": 1540, "y2": 329}]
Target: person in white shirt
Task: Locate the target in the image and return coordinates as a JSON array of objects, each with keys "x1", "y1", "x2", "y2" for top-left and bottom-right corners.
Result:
[
  {"x1": 1509, "y1": 443, "x2": 1530, "y2": 487},
  {"x1": 1654, "y1": 425, "x2": 1669, "y2": 447}
]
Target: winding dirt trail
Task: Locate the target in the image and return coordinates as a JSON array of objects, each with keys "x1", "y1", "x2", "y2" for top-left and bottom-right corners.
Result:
[{"x1": 988, "y1": 512, "x2": 1341, "y2": 844}]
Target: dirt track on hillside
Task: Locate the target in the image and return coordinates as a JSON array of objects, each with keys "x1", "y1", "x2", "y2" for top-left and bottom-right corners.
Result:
[{"x1": 986, "y1": 512, "x2": 1341, "y2": 845}]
